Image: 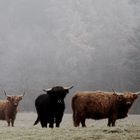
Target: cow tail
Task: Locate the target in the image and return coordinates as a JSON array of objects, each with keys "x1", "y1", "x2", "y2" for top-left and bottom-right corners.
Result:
[
  {"x1": 34, "y1": 116, "x2": 39, "y2": 126},
  {"x1": 71, "y1": 95, "x2": 80, "y2": 127}
]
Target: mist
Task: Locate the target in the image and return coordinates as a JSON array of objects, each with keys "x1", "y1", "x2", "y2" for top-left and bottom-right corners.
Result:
[{"x1": 0, "y1": 0, "x2": 140, "y2": 113}]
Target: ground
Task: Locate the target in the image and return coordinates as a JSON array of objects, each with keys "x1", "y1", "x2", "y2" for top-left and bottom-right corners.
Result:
[{"x1": 0, "y1": 112, "x2": 139, "y2": 140}]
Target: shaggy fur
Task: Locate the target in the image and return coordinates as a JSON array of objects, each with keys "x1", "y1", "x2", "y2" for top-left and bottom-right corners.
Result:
[
  {"x1": 71, "y1": 91, "x2": 138, "y2": 127},
  {"x1": 0, "y1": 96, "x2": 23, "y2": 126}
]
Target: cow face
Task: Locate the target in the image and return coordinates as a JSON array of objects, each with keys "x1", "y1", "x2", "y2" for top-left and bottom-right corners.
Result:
[
  {"x1": 7, "y1": 96, "x2": 23, "y2": 107},
  {"x1": 122, "y1": 92, "x2": 138, "y2": 108},
  {"x1": 114, "y1": 92, "x2": 139, "y2": 119},
  {"x1": 47, "y1": 86, "x2": 69, "y2": 103},
  {"x1": 43, "y1": 86, "x2": 73, "y2": 104},
  {"x1": 112, "y1": 90, "x2": 139, "y2": 108},
  {"x1": 4, "y1": 90, "x2": 25, "y2": 107},
  {"x1": 113, "y1": 94, "x2": 124, "y2": 101}
]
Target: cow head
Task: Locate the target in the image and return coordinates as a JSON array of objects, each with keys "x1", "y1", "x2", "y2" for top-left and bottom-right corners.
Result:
[
  {"x1": 112, "y1": 89, "x2": 139, "y2": 110},
  {"x1": 43, "y1": 86, "x2": 73, "y2": 103},
  {"x1": 122, "y1": 92, "x2": 139, "y2": 108},
  {"x1": 112, "y1": 90, "x2": 139, "y2": 118},
  {"x1": 4, "y1": 90, "x2": 25, "y2": 107}
]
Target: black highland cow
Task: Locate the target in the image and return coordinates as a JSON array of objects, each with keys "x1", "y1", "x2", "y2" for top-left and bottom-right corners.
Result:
[{"x1": 34, "y1": 86, "x2": 73, "y2": 128}]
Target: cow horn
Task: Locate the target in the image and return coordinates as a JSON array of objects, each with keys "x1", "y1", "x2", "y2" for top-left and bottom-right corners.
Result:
[
  {"x1": 64, "y1": 86, "x2": 74, "y2": 90},
  {"x1": 22, "y1": 91, "x2": 25, "y2": 97},
  {"x1": 112, "y1": 89, "x2": 116, "y2": 94},
  {"x1": 134, "y1": 91, "x2": 140, "y2": 95},
  {"x1": 4, "y1": 90, "x2": 9, "y2": 97},
  {"x1": 112, "y1": 89, "x2": 122, "y2": 95},
  {"x1": 43, "y1": 88, "x2": 52, "y2": 92}
]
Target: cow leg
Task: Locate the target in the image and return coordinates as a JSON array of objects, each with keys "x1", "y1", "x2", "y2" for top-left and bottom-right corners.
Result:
[
  {"x1": 11, "y1": 119, "x2": 15, "y2": 127},
  {"x1": 40, "y1": 116, "x2": 47, "y2": 128},
  {"x1": 6, "y1": 116, "x2": 10, "y2": 126},
  {"x1": 55, "y1": 114, "x2": 63, "y2": 127},
  {"x1": 111, "y1": 114, "x2": 117, "y2": 127},
  {"x1": 108, "y1": 118, "x2": 111, "y2": 127},
  {"x1": 40, "y1": 120, "x2": 47, "y2": 128},
  {"x1": 56, "y1": 119, "x2": 61, "y2": 127},
  {"x1": 11, "y1": 116, "x2": 16, "y2": 127},
  {"x1": 111, "y1": 119, "x2": 116, "y2": 127},
  {"x1": 81, "y1": 118, "x2": 86, "y2": 127},
  {"x1": 49, "y1": 122, "x2": 54, "y2": 128},
  {"x1": 49, "y1": 117, "x2": 54, "y2": 128},
  {"x1": 55, "y1": 119, "x2": 60, "y2": 127},
  {"x1": 108, "y1": 115, "x2": 117, "y2": 127},
  {"x1": 49, "y1": 123, "x2": 54, "y2": 128},
  {"x1": 7, "y1": 121, "x2": 10, "y2": 126},
  {"x1": 73, "y1": 113, "x2": 81, "y2": 127}
]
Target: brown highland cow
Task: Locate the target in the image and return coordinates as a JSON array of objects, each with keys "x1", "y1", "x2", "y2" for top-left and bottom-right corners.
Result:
[
  {"x1": 0, "y1": 90, "x2": 25, "y2": 126},
  {"x1": 71, "y1": 90, "x2": 139, "y2": 127}
]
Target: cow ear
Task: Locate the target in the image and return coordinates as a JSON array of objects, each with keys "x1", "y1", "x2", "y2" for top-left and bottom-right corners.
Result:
[
  {"x1": 133, "y1": 94, "x2": 138, "y2": 100},
  {"x1": 65, "y1": 89, "x2": 69, "y2": 94},
  {"x1": 7, "y1": 96, "x2": 11, "y2": 101},
  {"x1": 118, "y1": 95, "x2": 124, "y2": 101},
  {"x1": 47, "y1": 90, "x2": 53, "y2": 95},
  {"x1": 18, "y1": 96, "x2": 23, "y2": 101}
]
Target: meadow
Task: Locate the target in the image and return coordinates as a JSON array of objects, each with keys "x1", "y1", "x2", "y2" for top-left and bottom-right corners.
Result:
[{"x1": 0, "y1": 112, "x2": 139, "y2": 140}]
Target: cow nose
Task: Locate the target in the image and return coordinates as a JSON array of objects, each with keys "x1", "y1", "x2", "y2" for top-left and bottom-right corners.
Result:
[
  {"x1": 126, "y1": 101, "x2": 131, "y2": 105},
  {"x1": 14, "y1": 103, "x2": 18, "y2": 106},
  {"x1": 57, "y1": 100, "x2": 62, "y2": 103}
]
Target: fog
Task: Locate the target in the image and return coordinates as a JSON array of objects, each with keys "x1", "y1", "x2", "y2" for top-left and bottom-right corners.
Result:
[{"x1": 0, "y1": 0, "x2": 140, "y2": 113}]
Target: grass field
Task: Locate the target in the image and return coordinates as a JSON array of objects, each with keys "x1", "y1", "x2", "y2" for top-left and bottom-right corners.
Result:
[{"x1": 0, "y1": 112, "x2": 139, "y2": 140}]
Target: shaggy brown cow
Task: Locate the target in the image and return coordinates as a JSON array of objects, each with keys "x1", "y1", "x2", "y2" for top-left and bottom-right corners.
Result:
[
  {"x1": 72, "y1": 90, "x2": 139, "y2": 127},
  {"x1": 0, "y1": 90, "x2": 25, "y2": 127}
]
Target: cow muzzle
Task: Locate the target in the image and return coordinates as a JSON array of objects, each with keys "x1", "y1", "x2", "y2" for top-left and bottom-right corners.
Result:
[
  {"x1": 126, "y1": 101, "x2": 132, "y2": 107},
  {"x1": 57, "y1": 100, "x2": 63, "y2": 104},
  {"x1": 14, "y1": 102, "x2": 18, "y2": 106}
]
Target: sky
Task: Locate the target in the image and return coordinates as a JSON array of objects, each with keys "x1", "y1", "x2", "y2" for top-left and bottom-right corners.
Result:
[{"x1": 0, "y1": 0, "x2": 140, "y2": 112}]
